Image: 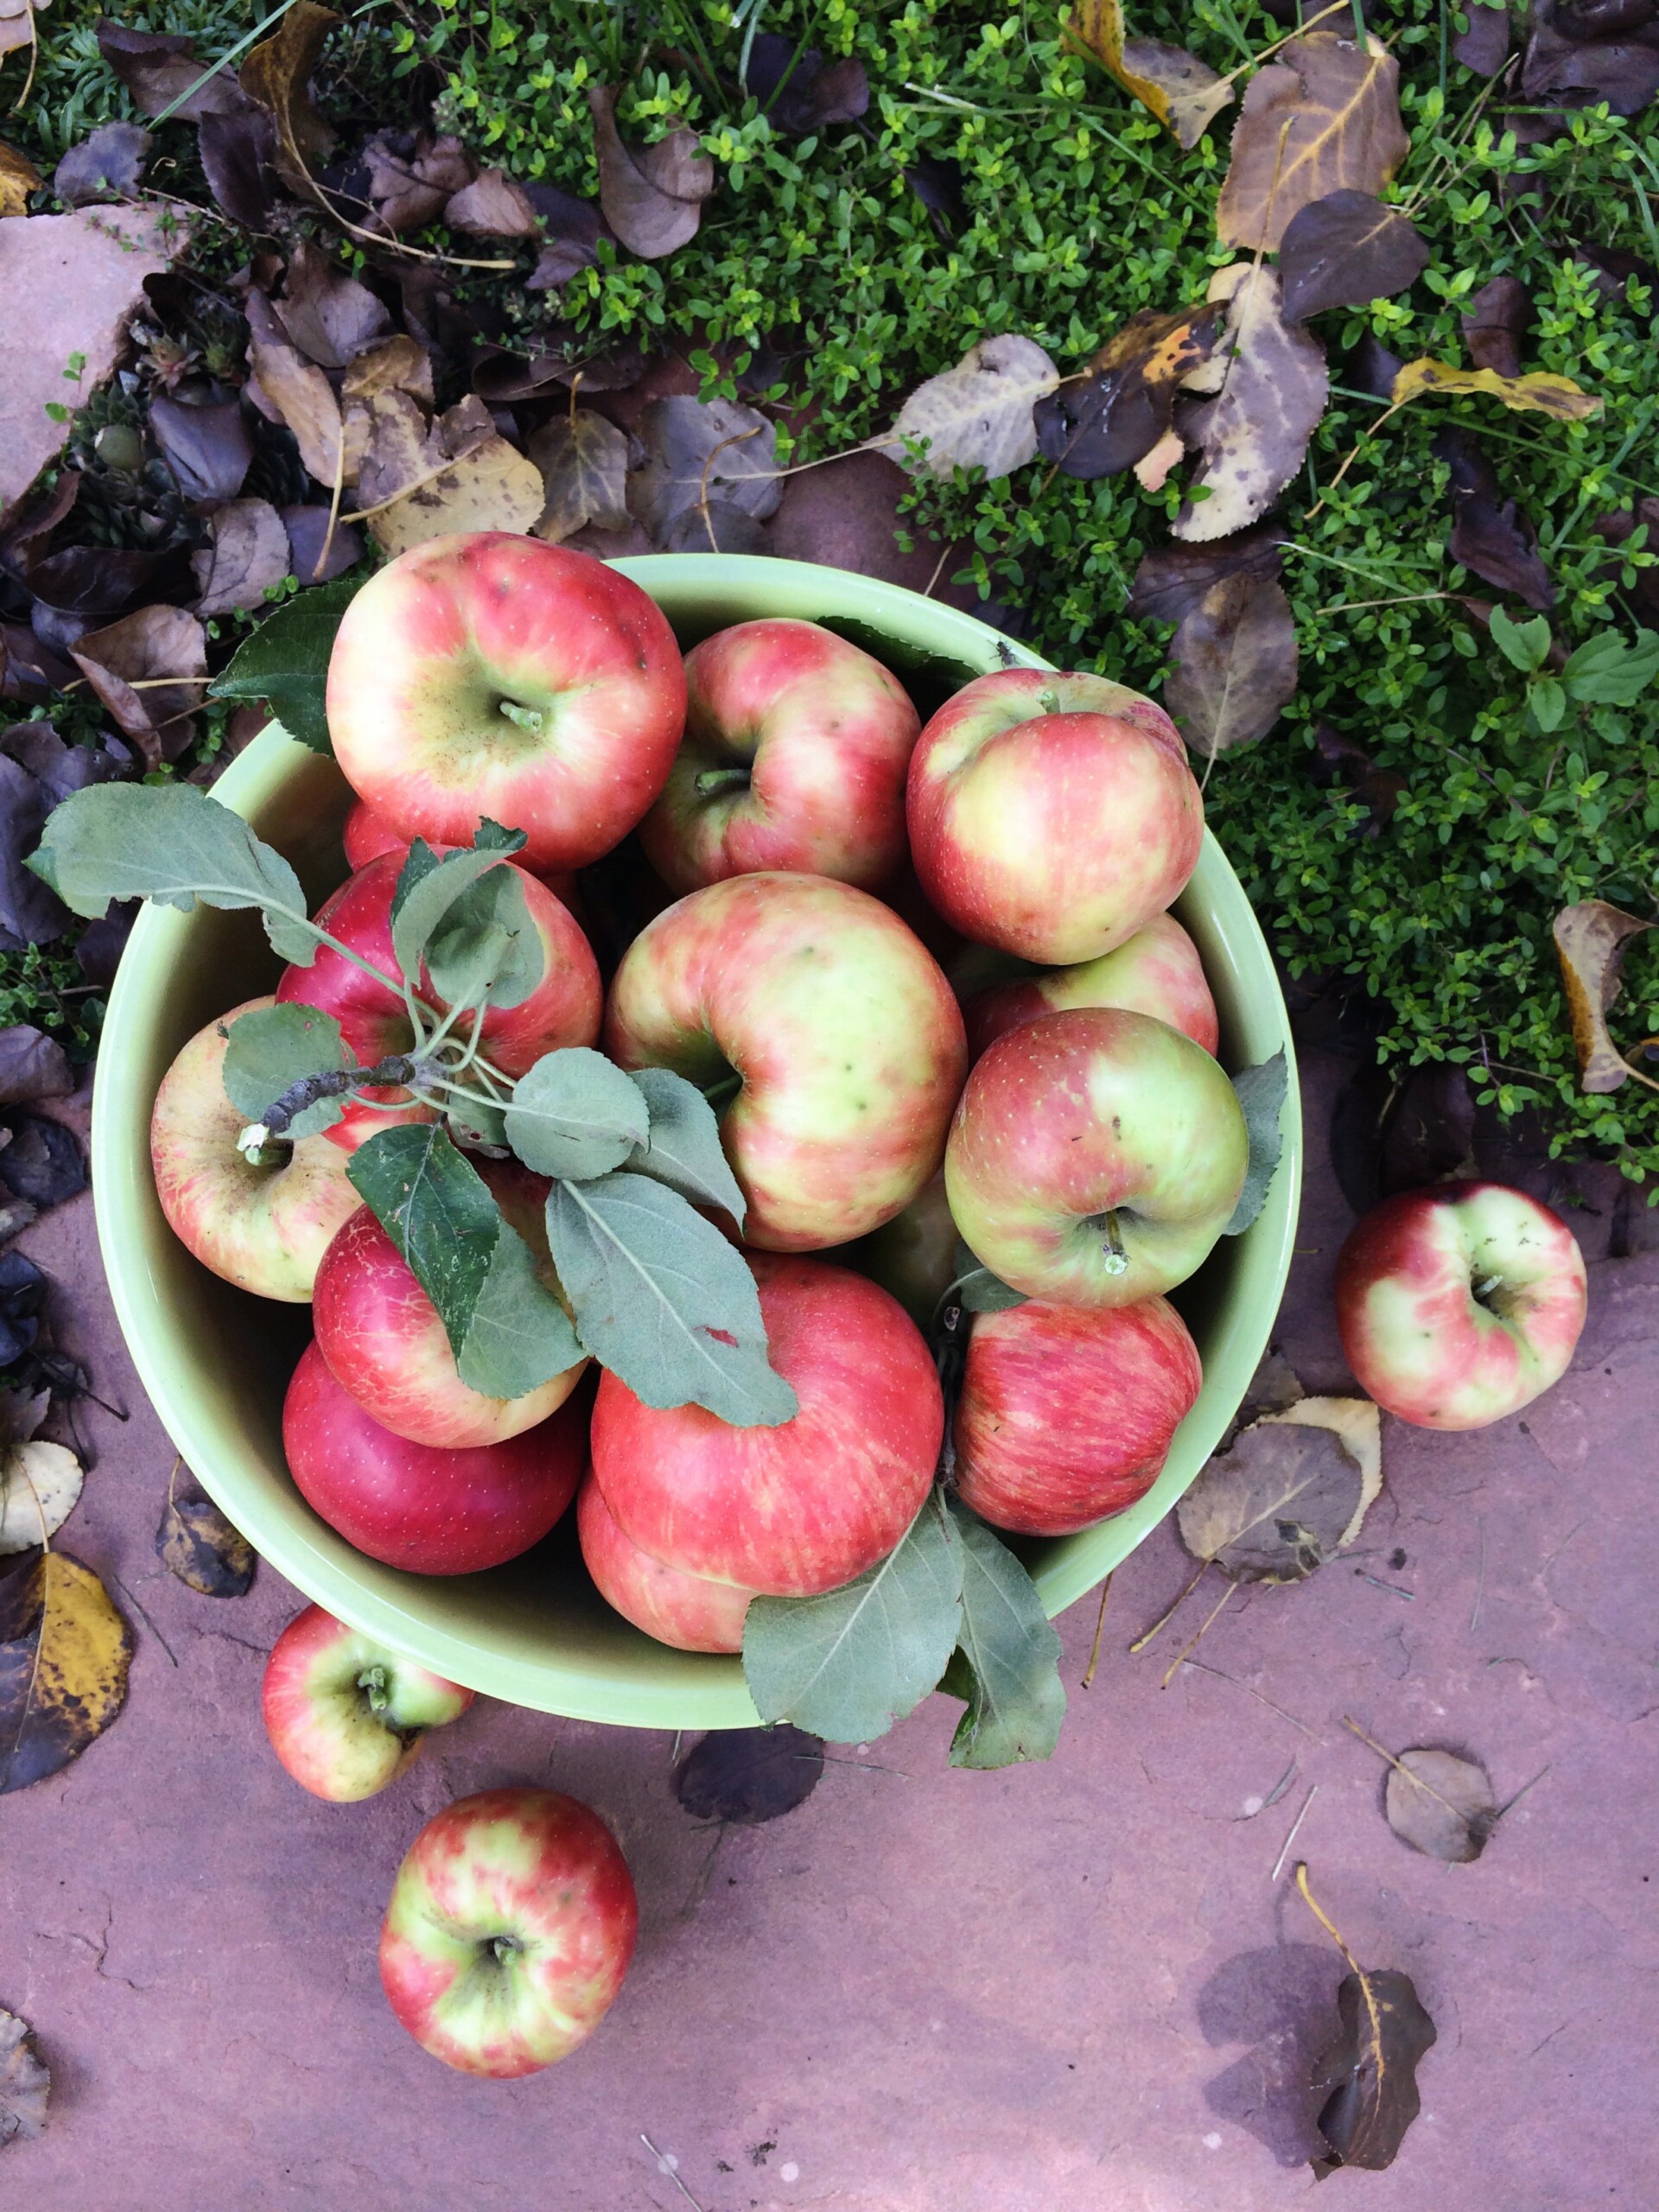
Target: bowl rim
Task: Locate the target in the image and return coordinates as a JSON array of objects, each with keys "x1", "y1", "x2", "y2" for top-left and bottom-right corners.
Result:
[{"x1": 92, "y1": 551, "x2": 1300, "y2": 1728}]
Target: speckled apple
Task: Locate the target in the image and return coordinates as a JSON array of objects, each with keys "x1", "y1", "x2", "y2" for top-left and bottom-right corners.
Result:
[
  {"x1": 261, "y1": 1603, "x2": 474, "y2": 1801},
  {"x1": 964, "y1": 912, "x2": 1219, "y2": 1061},
  {"x1": 1335, "y1": 1182, "x2": 1587, "y2": 1430},
  {"x1": 604, "y1": 871, "x2": 967, "y2": 1251}
]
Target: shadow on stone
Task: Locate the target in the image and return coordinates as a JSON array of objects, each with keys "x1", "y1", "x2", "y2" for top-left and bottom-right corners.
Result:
[{"x1": 1197, "y1": 1942, "x2": 1343, "y2": 2167}]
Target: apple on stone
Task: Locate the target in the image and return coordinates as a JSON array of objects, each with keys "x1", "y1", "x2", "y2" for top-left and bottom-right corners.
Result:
[
  {"x1": 150, "y1": 995, "x2": 360, "y2": 1301},
  {"x1": 591, "y1": 1254, "x2": 942, "y2": 1596},
  {"x1": 954, "y1": 1296, "x2": 1202, "y2": 1535},
  {"x1": 946, "y1": 1007, "x2": 1249, "y2": 1306},
  {"x1": 577, "y1": 1474, "x2": 754, "y2": 1654},
  {"x1": 906, "y1": 668, "x2": 1204, "y2": 963},
  {"x1": 276, "y1": 849, "x2": 601, "y2": 1154},
  {"x1": 964, "y1": 912, "x2": 1219, "y2": 1062},
  {"x1": 639, "y1": 618, "x2": 920, "y2": 893},
  {"x1": 379, "y1": 1787, "x2": 637, "y2": 2075},
  {"x1": 327, "y1": 533, "x2": 686, "y2": 874},
  {"x1": 1336, "y1": 1181, "x2": 1587, "y2": 1429},
  {"x1": 261, "y1": 1601, "x2": 474, "y2": 1801},
  {"x1": 604, "y1": 870, "x2": 966, "y2": 1250},
  {"x1": 283, "y1": 1338, "x2": 584, "y2": 1572}
]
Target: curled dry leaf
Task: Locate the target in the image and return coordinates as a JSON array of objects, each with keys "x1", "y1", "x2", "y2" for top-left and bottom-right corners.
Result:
[
  {"x1": 273, "y1": 242, "x2": 391, "y2": 370},
  {"x1": 198, "y1": 107, "x2": 283, "y2": 232},
  {"x1": 1173, "y1": 264, "x2": 1328, "y2": 543},
  {"x1": 529, "y1": 410, "x2": 632, "y2": 542},
  {"x1": 149, "y1": 394, "x2": 253, "y2": 505},
  {"x1": 1383, "y1": 1746, "x2": 1498, "y2": 1862},
  {"x1": 0, "y1": 1025, "x2": 73, "y2": 1106},
  {"x1": 1553, "y1": 900, "x2": 1659, "y2": 1095},
  {"x1": 444, "y1": 167, "x2": 539, "y2": 238},
  {"x1": 1217, "y1": 32, "x2": 1410, "y2": 253},
  {"x1": 1165, "y1": 572, "x2": 1299, "y2": 758},
  {"x1": 53, "y1": 122, "x2": 149, "y2": 208},
  {"x1": 878, "y1": 334, "x2": 1060, "y2": 481},
  {"x1": 673, "y1": 1723, "x2": 823, "y2": 1824},
  {"x1": 1521, "y1": 15, "x2": 1659, "y2": 116},
  {"x1": 0, "y1": 1440, "x2": 82, "y2": 1554},
  {"x1": 70, "y1": 607, "x2": 208, "y2": 771},
  {"x1": 156, "y1": 1473, "x2": 256, "y2": 1597},
  {"x1": 1128, "y1": 521, "x2": 1287, "y2": 623},
  {"x1": 1278, "y1": 190, "x2": 1428, "y2": 321},
  {"x1": 244, "y1": 289, "x2": 342, "y2": 488},
  {"x1": 1065, "y1": 1, "x2": 1235, "y2": 149},
  {"x1": 0, "y1": 1549, "x2": 132, "y2": 1792},
  {"x1": 0, "y1": 142, "x2": 40, "y2": 219},
  {"x1": 238, "y1": 1, "x2": 341, "y2": 193},
  {"x1": 360, "y1": 128, "x2": 476, "y2": 236},
  {"x1": 1461, "y1": 274, "x2": 1533, "y2": 380},
  {"x1": 588, "y1": 86, "x2": 714, "y2": 260},
  {"x1": 341, "y1": 334, "x2": 434, "y2": 407},
  {"x1": 192, "y1": 499, "x2": 291, "y2": 616},
  {"x1": 95, "y1": 22, "x2": 250, "y2": 120},
  {"x1": 1033, "y1": 305, "x2": 1221, "y2": 480},
  {"x1": 0, "y1": 2007, "x2": 49, "y2": 2146},
  {"x1": 627, "y1": 394, "x2": 781, "y2": 545},
  {"x1": 1177, "y1": 1403, "x2": 1376, "y2": 1582},
  {"x1": 1389, "y1": 356, "x2": 1601, "y2": 423},
  {"x1": 1310, "y1": 1967, "x2": 1438, "y2": 2175}
]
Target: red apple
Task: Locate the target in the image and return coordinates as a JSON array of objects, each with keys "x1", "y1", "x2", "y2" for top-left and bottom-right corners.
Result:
[
  {"x1": 604, "y1": 871, "x2": 967, "y2": 1250},
  {"x1": 964, "y1": 912, "x2": 1219, "y2": 1061},
  {"x1": 261, "y1": 1602, "x2": 474, "y2": 1801},
  {"x1": 1335, "y1": 1181, "x2": 1587, "y2": 1430},
  {"x1": 841, "y1": 1168, "x2": 959, "y2": 1329},
  {"x1": 327, "y1": 533, "x2": 686, "y2": 874},
  {"x1": 313, "y1": 1168, "x2": 585, "y2": 1448},
  {"x1": 906, "y1": 667, "x2": 1204, "y2": 963},
  {"x1": 150, "y1": 994, "x2": 360, "y2": 1300},
  {"x1": 953, "y1": 1297, "x2": 1202, "y2": 1535},
  {"x1": 276, "y1": 849, "x2": 601, "y2": 1154},
  {"x1": 576, "y1": 1473, "x2": 753, "y2": 1653},
  {"x1": 591, "y1": 1254, "x2": 942, "y2": 1596},
  {"x1": 379, "y1": 1787, "x2": 637, "y2": 2076},
  {"x1": 639, "y1": 618, "x2": 919, "y2": 893},
  {"x1": 342, "y1": 799, "x2": 582, "y2": 914},
  {"x1": 946, "y1": 1007, "x2": 1249, "y2": 1306},
  {"x1": 283, "y1": 1338, "x2": 583, "y2": 1571}
]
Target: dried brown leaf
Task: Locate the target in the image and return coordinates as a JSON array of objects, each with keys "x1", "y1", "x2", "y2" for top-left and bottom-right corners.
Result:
[
  {"x1": 0, "y1": 2007, "x2": 48, "y2": 2145},
  {"x1": 1033, "y1": 305, "x2": 1222, "y2": 479},
  {"x1": 1278, "y1": 190, "x2": 1429, "y2": 322},
  {"x1": 1176, "y1": 1413, "x2": 1368, "y2": 1582},
  {"x1": 0, "y1": 1441, "x2": 81, "y2": 1554},
  {"x1": 1066, "y1": 2, "x2": 1235, "y2": 148},
  {"x1": 1166, "y1": 572, "x2": 1299, "y2": 757},
  {"x1": 238, "y1": 1, "x2": 340, "y2": 193},
  {"x1": 360, "y1": 127, "x2": 474, "y2": 236},
  {"x1": 878, "y1": 334, "x2": 1059, "y2": 480},
  {"x1": 198, "y1": 107, "x2": 283, "y2": 231},
  {"x1": 367, "y1": 412, "x2": 543, "y2": 556},
  {"x1": 156, "y1": 1474, "x2": 255, "y2": 1598},
  {"x1": 1128, "y1": 522, "x2": 1288, "y2": 623},
  {"x1": 1310, "y1": 1967, "x2": 1437, "y2": 2174},
  {"x1": 1217, "y1": 32, "x2": 1410, "y2": 254},
  {"x1": 244, "y1": 289, "x2": 342, "y2": 487},
  {"x1": 1134, "y1": 426, "x2": 1185, "y2": 492},
  {"x1": 628, "y1": 394, "x2": 782, "y2": 543},
  {"x1": 444, "y1": 167, "x2": 539, "y2": 238},
  {"x1": 191, "y1": 498, "x2": 291, "y2": 616},
  {"x1": 1174, "y1": 264, "x2": 1328, "y2": 542},
  {"x1": 0, "y1": 1549, "x2": 132, "y2": 1792},
  {"x1": 1452, "y1": 1, "x2": 1510, "y2": 75},
  {"x1": 1553, "y1": 900, "x2": 1659, "y2": 1095},
  {"x1": 588, "y1": 86, "x2": 713, "y2": 259},
  {"x1": 273, "y1": 241, "x2": 391, "y2": 369},
  {"x1": 53, "y1": 121, "x2": 149, "y2": 208},
  {"x1": 95, "y1": 22, "x2": 249, "y2": 120},
  {"x1": 149, "y1": 393, "x2": 253, "y2": 504},
  {"x1": 1461, "y1": 274, "x2": 1532, "y2": 380},
  {"x1": 0, "y1": 142, "x2": 40, "y2": 219},
  {"x1": 529, "y1": 410, "x2": 632, "y2": 541},
  {"x1": 1383, "y1": 1746, "x2": 1497, "y2": 1862},
  {"x1": 69, "y1": 606, "x2": 207, "y2": 769}
]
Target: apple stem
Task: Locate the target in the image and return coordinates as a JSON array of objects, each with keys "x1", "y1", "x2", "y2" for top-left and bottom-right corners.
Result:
[
  {"x1": 702, "y1": 1071, "x2": 744, "y2": 1110},
  {"x1": 357, "y1": 1664, "x2": 390, "y2": 1713},
  {"x1": 1100, "y1": 1211, "x2": 1130, "y2": 1275},
  {"x1": 497, "y1": 700, "x2": 544, "y2": 734},
  {"x1": 491, "y1": 1935, "x2": 519, "y2": 1964},
  {"x1": 694, "y1": 766, "x2": 752, "y2": 799},
  {"x1": 1472, "y1": 1273, "x2": 1503, "y2": 1306}
]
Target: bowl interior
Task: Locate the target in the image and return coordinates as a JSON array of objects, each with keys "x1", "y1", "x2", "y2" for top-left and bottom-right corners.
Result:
[{"x1": 92, "y1": 554, "x2": 1300, "y2": 1730}]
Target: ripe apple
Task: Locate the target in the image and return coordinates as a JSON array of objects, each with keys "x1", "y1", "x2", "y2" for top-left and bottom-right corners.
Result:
[
  {"x1": 313, "y1": 1168, "x2": 585, "y2": 1448},
  {"x1": 379, "y1": 1786, "x2": 637, "y2": 2076},
  {"x1": 576, "y1": 1473, "x2": 753, "y2": 1653},
  {"x1": 1335, "y1": 1181, "x2": 1587, "y2": 1430},
  {"x1": 964, "y1": 912, "x2": 1219, "y2": 1061},
  {"x1": 283, "y1": 1338, "x2": 584, "y2": 1571},
  {"x1": 261, "y1": 1602, "x2": 474, "y2": 1801},
  {"x1": 327, "y1": 532, "x2": 686, "y2": 874},
  {"x1": 342, "y1": 799, "x2": 582, "y2": 914},
  {"x1": 841, "y1": 1168, "x2": 958, "y2": 1329},
  {"x1": 276, "y1": 849, "x2": 601, "y2": 1154},
  {"x1": 639, "y1": 618, "x2": 920, "y2": 893},
  {"x1": 953, "y1": 1296, "x2": 1202, "y2": 1535},
  {"x1": 946, "y1": 1007, "x2": 1249, "y2": 1306},
  {"x1": 604, "y1": 871, "x2": 967, "y2": 1250},
  {"x1": 591, "y1": 1254, "x2": 942, "y2": 1596},
  {"x1": 150, "y1": 994, "x2": 360, "y2": 1301},
  {"x1": 906, "y1": 667, "x2": 1204, "y2": 963}
]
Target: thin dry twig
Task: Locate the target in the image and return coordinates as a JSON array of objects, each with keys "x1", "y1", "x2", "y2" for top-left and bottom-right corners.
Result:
[
  {"x1": 1272, "y1": 1784, "x2": 1320, "y2": 1880},
  {"x1": 1160, "y1": 1579, "x2": 1235, "y2": 1689},
  {"x1": 1235, "y1": 1754, "x2": 1299, "y2": 1821},
  {"x1": 1340, "y1": 1713, "x2": 1471, "y2": 1825},
  {"x1": 1082, "y1": 1573, "x2": 1113, "y2": 1688},
  {"x1": 1128, "y1": 1558, "x2": 1210, "y2": 1654},
  {"x1": 1471, "y1": 1515, "x2": 1487, "y2": 1633},
  {"x1": 1179, "y1": 1657, "x2": 1326, "y2": 1743},
  {"x1": 640, "y1": 2134, "x2": 707, "y2": 2212}
]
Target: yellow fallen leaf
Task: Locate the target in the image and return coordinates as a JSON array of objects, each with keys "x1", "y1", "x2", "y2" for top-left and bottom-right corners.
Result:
[
  {"x1": 1390, "y1": 357, "x2": 1601, "y2": 423},
  {"x1": 369, "y1": 435, "x2": 545, "y2": 556},
  {"x1": 0, "y1": 140, "x2": 41, "y2": 219},
  {"x1": 0, "y1": 1550, "x2": 132, "y2": 1794},
  {"x1": 1066, "y1": 0, "x2": 1234, "y2": 149},
  {"x1": 1553, "y1": 900, "x2": 1659, "y2": 1095}
]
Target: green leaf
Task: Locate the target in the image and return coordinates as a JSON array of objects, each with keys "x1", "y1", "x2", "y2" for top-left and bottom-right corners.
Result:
[
  {"x1": 1487, "y1": 605, "x2": 1551, "y2": 674},
  {"x1": 742, "y1": 1491, "x2": 964, "y2": 1743},
  {"x1": 942, "y1": 1497, "x2": 1065, "y2": 1769},
  {"x1": 429, "y1": 868, "x2": 543, "y2": 1012},
  {"x1": 27, "y1": 784, "x2": 322, "y2": 966},
  {"x1": 448, "y1": 1096, "x2": 508, "y2": 1150},
  {"x1": 1529, "y1": 677, "x2": 1567, "y2": 733},
  {"x1": 455, "y1": 1224, "x2": 584, "y2": 1398},
  {"x1": 624, "y1": 1066, "x2": 747, "y2": 1225},
  {"x1": 506, "y1": 1048, "x2": 652, "y2": 1179},
  {"x1": 473, "y1": 818, "x2": 524, "y2": 853},
  {"x1": 544, "y1": 1170, "x2": 798, "y2": 1425},
  {"x1": 950, "y1": 1240, "x2": 1027, "y2": 1313},
  {"x1": 206, "y1": 575, "x2": 361, "y2": 755},
  {"x1": 1561, "y1": 628, "x2": 1659, "y2": 704},
  {"x1": 1225, "y1": 1047, "x2": 1287, "y2": 1235},
  {"x1": 346, "y1": 1125, "x2": 500, "y2": 1362},
  {"x1": 389, "y1": 843, "x2": 521, "y2": 990},
  {"x1": 219, "y1": 1002, "x2": 347, "y2": 1140}
]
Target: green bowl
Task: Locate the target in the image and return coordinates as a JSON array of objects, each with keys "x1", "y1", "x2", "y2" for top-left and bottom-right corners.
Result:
[{"x1": 92, "y1": 555, "x2": 1300, "y2": 1730}]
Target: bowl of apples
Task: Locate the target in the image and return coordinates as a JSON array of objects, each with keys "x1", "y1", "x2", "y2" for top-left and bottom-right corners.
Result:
[{"x1": 79, "y1": 543, "x2": 1300, "y2": 1739}]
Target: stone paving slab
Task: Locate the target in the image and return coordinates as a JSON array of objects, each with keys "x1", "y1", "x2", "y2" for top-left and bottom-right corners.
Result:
[{"x1": 1, "y1": 1052, "x2": 1654, "y2": 2212}]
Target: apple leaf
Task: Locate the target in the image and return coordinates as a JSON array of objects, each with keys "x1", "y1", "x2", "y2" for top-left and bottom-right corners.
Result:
[
  {"x1": 624, "y1": 1066, "x2": 747, "y2": 1226},
  {"x1": 0, "y1": 2005, "x2": 50, "y2": 2145},
  {"x1": 1225, "y1": 1048, "x2": 1288, "y2": 1233},
  {"x1": 347, "y1": 1122, "x2": 499, "y2": 1340},
  {"x1": 544, "y1": 1171, "x2": 798, "y2": 1426},
  {"x1": 1173, "y1": 264, "x2": 1328, "y2": 544},
  {"x1": 1389, "y1": 357, "x2": 1601, "y2": 424},
  {"x1": 1383, "y1": 1746, "x2": 1497, "y2": 1863},
  {"x1": 951, "y1": 1241, "x2": 1028, "y2": 1313},
  {"x1": 0, "y1": 1441, "x2": 82, "y2": 1556},
  {"x1": 1277, "y1": 192, "x2": 1429, "y2": 323},
  {"x1": 207, "y1": 573, "x2": 360, "y2": 755},
  {"x1": 876, "y1": 335, "x2": 1061, "y2": 482},
  {"x1": 1177, "y1": 1417, "x2": 1364, "y2": 1583},
  {"x1": 672, "y1": 1724, "x2": 823, "y2": 1824},
  {"x1": 1216, "y1": 31, "x2": 1410, "y2": 255},
  {"x1": 427, "y1": 869, "x2": 543, "y2": 1014},
  {"x1": 219, "y1": 1001, "x2": 348, "y2": 1139},
  {"x1": 26, "y1": 783, "x2": 323, "y2": 966},
  {"x1": 156, "y1": 1473, "x2": 256, "y2": 1597},
  {"x1": 1165, "y1": 574, "x2": 1300, "y2": 759},
  {"x1": 1033, "y1": 304, "x2": 1223, "y2": 480},
  {"x1": 1310, "y1": 1968, "x2": 1438, "y2": 2175},
  {"x1": 940, "y1": 1497, "x2": 1065, "y2": 1769},
  {"x1": 505, "y1": 1047, "x2": 652, "y2": 1180},
  {"x1": 0, "y1": 1549, "x2": 132, "y2": 1792},
  {"x1": 456, "y1": 1223, "x2": 584, "y2": 1399},
  {"x1": 389, "y1": 834, "x2": 525, "y2": 988},
  {"x1": 1552, "y1": 899, "x2": 1657, "y2": 1095},
  {"x1": 743, "y1": 1491, "x2": 964, "y2": 1743}
]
